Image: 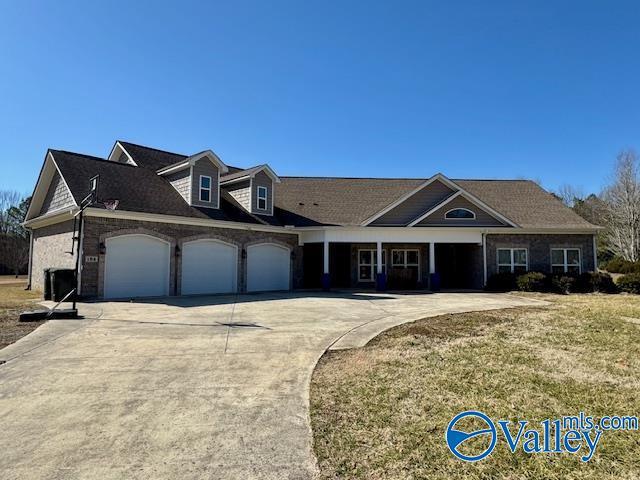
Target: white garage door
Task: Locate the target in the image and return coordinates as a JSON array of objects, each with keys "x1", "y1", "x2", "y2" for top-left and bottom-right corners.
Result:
[
  {"x1": 247, "y1": 243, "x2": 291, "y2": 292},
  {"x1": 181, "y1": 239, "x2": 237, "y2": 295},
  {"x1": 104, "y1": 234, "x2": 170, "y2": 299}
]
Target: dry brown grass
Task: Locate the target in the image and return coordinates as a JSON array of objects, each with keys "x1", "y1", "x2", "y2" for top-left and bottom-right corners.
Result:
[
  {"x1": 311, "y1": 294, "x2": 640, "y2": 479},
  {"x1": 0, "y1": 283, "x2": 43, "y2": 350}
]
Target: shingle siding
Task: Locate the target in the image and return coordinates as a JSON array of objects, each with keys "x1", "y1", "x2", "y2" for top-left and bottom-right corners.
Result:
[
  {"x1": 486, "y1": 234, "x2": 596, "y2": 277},
  {"x1": 39, "y1": 172, "x2": 74, "y2": 216},
  {"x1": 80, "y1": 217, "x2": 301, "y2": 298},
  {"x1": 190, "y1": 159, "x2": 219, "y2": 208},
  {"x1": 416, "y1": 196, "x2": 506, "y2": 226},
  {"x1": 166, "y1": 169, "x2": 191, "y2": 203},
  {"x1": 224, "y1": 180, "x2": 251, "y2": 211},
  {"x1": 371, "y1": 180, "x2": 454, "y2": 225}
]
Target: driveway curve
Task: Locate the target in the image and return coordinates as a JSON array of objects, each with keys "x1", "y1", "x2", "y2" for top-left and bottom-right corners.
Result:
[{"x1": 0, "y1": 291, "x2": 545, "y2": 480}]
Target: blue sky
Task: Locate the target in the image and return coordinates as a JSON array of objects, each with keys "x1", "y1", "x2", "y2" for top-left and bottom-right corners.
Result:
[{"x1": 1, "y1": 1, "x2": 639, "y2": 196}]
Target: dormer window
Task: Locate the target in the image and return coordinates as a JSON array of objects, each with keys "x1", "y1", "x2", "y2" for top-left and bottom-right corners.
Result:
[
  {"x1": 199, "y1": 175, "x2": 211, "y2": 202},
  {"x1": 257, "y1": 186, "x2": 267, "y2": 210},
  {"x1": 445, "y1": 208, "x2": 475, "y2": 219}
]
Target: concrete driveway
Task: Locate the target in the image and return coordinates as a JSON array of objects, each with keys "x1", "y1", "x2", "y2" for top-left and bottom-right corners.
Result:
[{"x1": 0, "y1": 291, "x2": 545, "y2": 480}]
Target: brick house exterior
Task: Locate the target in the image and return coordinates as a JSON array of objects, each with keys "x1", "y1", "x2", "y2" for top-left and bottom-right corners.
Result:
[{"x1": 24, "y1": 141, "x2": 600, "y2": 299}]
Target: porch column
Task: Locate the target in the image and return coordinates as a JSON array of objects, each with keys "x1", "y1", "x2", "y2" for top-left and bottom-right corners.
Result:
[
  {"x1": 323, "y1": 240, "x2": 329, "y2": 274},
  {"x1": 322, "y1": 240, "x2": 330, "y2": 290},
  {"x1": 429, "y1": 242, "x2": 440, "y2": 291},
  {"x1": 376, "y1": 241, "x2": 386, "y2": 291},
  {"x1": 429, "y1": 242, "x2": 436, "y2": 274}
]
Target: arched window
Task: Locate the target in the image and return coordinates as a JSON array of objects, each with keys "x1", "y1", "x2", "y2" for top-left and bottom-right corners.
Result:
[{"x1": 445, "y1": 208, "x2": 476, "y2": 220}]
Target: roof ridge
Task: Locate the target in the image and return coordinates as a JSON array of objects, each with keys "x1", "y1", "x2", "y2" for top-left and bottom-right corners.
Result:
[
  {"x1": 117, "y1": 140, "x2": 188, "y2": 158},
  {"x1": 50, "y1": 149, "x2": 138, "y2": 168},
  {"x1": 279, "y1": 176, "x2": 428, "y2": 180}
]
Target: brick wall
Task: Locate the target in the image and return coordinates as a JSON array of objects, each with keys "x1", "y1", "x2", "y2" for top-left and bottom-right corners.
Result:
[
  {"x1": 31, "y1": 220, "x2": 76, "y2": 292},
  {"x1": 80, "y1": 217, "x2": 301, "y2": 297},
  {"x1": 486, "y1": 234, "x2": 596, "y2": 277}
]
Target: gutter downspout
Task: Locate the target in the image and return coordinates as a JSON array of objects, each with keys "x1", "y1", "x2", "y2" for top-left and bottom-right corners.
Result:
[
  {"x1": 482, "y1": 231, "x2": 488, "y2": 287},
  {"x1": 26, "y1": 229, "x2": 34, "y2": 290}
]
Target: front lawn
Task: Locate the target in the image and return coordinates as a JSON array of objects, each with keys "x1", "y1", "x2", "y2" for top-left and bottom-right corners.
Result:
[
  {"x1": 310, "y1": 294, "x2": 640, "y2": 479},
  {"x1": 0, "y1": 281, "x2": 43, "y2": 350}
]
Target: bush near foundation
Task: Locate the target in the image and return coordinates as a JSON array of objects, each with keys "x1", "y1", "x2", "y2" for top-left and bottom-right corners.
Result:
[
  {"x1": 516, "y1": 272, "x2": 547, "y2": 292},
  {"x1": 616, "y1": 273, "x2": 640, "y2": 294},
  {"x1": 575, "y1": 272, "x2": 618, "y2": 293},
  {"x1": 551, "y1": 275, "x2": 577, "y2": 294},
  {"x1": 603, "y1": 257, "x2": 640, "y2": 274},
  {"x1": 485, "y1": 272, "x2": 517, "y2": 292}
]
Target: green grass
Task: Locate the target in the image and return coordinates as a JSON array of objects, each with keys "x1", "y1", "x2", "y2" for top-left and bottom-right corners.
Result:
[
  {"x1": 310, "y1": 294, "x2": 640, "y2": 479},
  {"x1": 0, "y1": 282, "x2": 43, "y2": 350}
]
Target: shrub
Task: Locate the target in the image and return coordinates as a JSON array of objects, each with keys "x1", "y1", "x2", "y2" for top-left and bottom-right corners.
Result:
[
  {"x1": 551, "y1": 275, "x2": 576, "y2": 294},
  {"x1": 616, "y1": 273, "x2": 640, "y2": 294},
  {"x1": 603, "y1": 257, "x2": 640, "y2": 274},
  {"x1": 485, "y1": 272, "x2": 516, "y2": 292},
  {"x1": 575, "y1": 272, "x2": 618, "y2": 293},
  {"x1": 516, "y1": 272, "x2": 547, "y2": 292}
]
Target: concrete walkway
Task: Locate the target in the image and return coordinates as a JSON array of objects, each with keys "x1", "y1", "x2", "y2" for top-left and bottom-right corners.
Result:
[{"x1": 0, "y1": 291, "x2": 545, "y2": 480}]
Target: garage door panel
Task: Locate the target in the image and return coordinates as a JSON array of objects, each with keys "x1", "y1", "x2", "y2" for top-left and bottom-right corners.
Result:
[
  {"x1": 104, "y1": 235, "x2": 170, "y2": 299},
  {"x1": 181, "y1": 240, "x2": 237, "y2": 295},
  {"x1": 247, "y1": 244, "x2": 290, "y2": 292}
]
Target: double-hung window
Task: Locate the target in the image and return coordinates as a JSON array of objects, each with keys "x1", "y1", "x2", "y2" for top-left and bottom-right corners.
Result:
[
  {"x1": 497, "y1": 248, "x2": 528, "y2": 273},
  {"x1": 391, "y1": 249, "x2": 420, "y2": 270},
  {"x1": 199, "y1": 175, "x2": 211, "y2": 202},
  {"x1": 358, "y1": 249, "x2": 386, "y2": 282},
  {"x1": 551, "y1": 248, "x2": 581, "y2": 274},
  {"x1": 257, "y1": 186, "x2": 268, "y2": 210}
]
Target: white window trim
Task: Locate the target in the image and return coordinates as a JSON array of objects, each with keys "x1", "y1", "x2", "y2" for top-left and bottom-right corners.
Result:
[
  {"x1": 497, "y1": 248, "x2": 529, "y2": 273},
  {"x1": 444, "y1": 207, "x2": 476, "y2": 220},
  {"x1": 391, "y1": 248, "x2": 421, "y2": 278},
  {"x1": 358, "y1": 249, "x2": 386, "y2": 282},
  {"x1": 550, "y1": 248, "x2": 582, "y2": 274},
  {"x1": 257, "y1": 185, "x2": 268, "y2": 211},
  {"x1": 199, "y1": 175, "x2": 212, "y2": 203}
]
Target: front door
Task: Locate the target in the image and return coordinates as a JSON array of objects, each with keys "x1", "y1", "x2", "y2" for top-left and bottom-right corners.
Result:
[{"x1": 358, "y1": 249, "x2": 386, "y2": 284}]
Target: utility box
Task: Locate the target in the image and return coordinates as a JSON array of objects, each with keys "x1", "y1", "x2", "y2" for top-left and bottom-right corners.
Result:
[
  {"x1": 49, "y1": 268, "x2": 76, "y2": 302},
  {"x1": 43, "y1": 269, "x2": 52, "y2": 300}
]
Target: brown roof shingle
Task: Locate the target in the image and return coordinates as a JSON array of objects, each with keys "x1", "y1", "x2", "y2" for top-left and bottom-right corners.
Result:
[
  {"x1": 274, "y1": 177, "x2": 598, "y2": 229},
  {"x1": 46, "y1": 144, "x2": 598, "y2": 231}
]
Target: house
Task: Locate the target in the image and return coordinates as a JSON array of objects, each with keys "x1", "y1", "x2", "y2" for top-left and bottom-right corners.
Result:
[{"x1": 24, "y1": 141, "x2": 599, "y2": 298}]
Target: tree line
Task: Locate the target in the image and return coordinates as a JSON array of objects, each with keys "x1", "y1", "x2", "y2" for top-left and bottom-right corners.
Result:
[
  {"x1": 555, "y1": 150, "x2": 640, "y2": 265},
  {"x1": 0, "y1": 191, "x2": 30, "y2": 276}
]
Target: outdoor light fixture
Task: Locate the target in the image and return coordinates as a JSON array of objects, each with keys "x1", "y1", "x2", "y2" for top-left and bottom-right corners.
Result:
[
  {"x1": 99, "y1": 242, "x2": 105, "y2": 254},
  {"x1": 175, "y1": 245, "x2": 181, "y2": 257},
  {"x1": 241, "y1": 249, "x2": 247, "y2": 259}
]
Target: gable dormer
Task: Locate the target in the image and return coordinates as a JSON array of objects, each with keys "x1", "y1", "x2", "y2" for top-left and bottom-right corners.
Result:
[
  {"x1": 220, "y1": 165, "x2": 280, "y2": 216},
  {"x1": 157, "y1": 151, "x2": 228, "y2": 209},
  {"x1": 107, "y1": 141, "x2": 137, "y2": 166}
]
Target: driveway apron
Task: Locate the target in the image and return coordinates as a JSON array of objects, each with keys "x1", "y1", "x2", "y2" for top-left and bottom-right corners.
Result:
[{"x1": 0, "y1": 292, "x2": 545, "y2": 480}]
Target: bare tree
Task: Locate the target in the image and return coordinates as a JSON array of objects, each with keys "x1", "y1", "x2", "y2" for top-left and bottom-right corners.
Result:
[
  {"x1": 556, "y1": 184, "x2": 584, "y2": 207},
  {"x1": 602, "y1": 150, "x2": 640, "y2": 262},
  {"x1": 0, "y1": 191, "x2": 30, "y2": 275},
  {"x1": 0, "y1": 190, "x2": 21, "y2": 235}
]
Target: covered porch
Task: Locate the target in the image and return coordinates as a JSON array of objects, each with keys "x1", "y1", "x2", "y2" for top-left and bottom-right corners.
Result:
[{"x1": 299, "y1": 228, "x2": 486, "y2": 291}]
